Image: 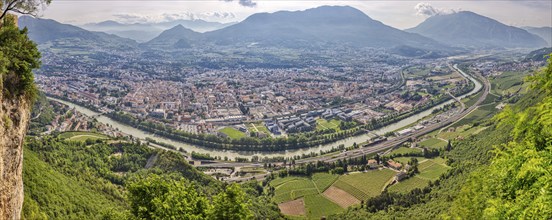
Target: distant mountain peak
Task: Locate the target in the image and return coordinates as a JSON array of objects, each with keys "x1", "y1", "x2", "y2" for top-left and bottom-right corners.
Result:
[{"x1": 407, "y1": 10, "x2": 547, "y2": 49}]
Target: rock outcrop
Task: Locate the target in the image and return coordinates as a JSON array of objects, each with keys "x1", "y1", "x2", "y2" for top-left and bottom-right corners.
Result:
[
  {"x1": 0, "y1": 14, "x2": 33, "y2": 220},
  {"x1": 0, "y1": 94, "x2": 31, "y2": 220}
]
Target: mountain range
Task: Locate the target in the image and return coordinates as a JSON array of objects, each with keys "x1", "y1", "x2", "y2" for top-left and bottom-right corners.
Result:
[
  {"x1": 523, "y1": 27, "x2": 552, "y2": 46},
  {"x1": 199, "y1": 6, "x2": 444, "y2": 50},
  {"x1": 81, "y1": 19, "x2": 235, "y2": 42},
  {"x1": 18, "y1": 16, "x2": 137, "y2": 50},
  {"x1": 18, "y1": 6, "x2": 549, "y2": 54},
  {"x1": 406, "y1": 11, "x2": 548, "y2": 49}
]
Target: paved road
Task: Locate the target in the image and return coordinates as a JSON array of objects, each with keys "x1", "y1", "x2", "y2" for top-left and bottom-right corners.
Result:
[
  {"x1": 197, "y1": 162, "x2": 261, "y2": 168},
  {"x1": 295, "y1": 64, "x2": 490, "y2": 164}
]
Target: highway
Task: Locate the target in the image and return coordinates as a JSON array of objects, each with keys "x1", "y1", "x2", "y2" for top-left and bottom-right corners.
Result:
[{"x1": 295, "y1": 64, "x2": 490, "y2": 164}]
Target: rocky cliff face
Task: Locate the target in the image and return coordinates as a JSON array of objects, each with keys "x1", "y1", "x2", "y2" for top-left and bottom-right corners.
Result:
[{"x1": 0, "y1": 93, "x2": 31, "y2": 219}]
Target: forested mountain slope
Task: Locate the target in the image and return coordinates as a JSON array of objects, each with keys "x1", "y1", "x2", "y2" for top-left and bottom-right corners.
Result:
[{"x1": 22, "y1": 133, "x2": 282, "y2": 219}]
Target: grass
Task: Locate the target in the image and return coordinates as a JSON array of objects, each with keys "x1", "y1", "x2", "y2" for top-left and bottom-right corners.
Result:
[
  {"x1": 58, "y1": 132, "x2": 109, "y2": 142},
  {"x1": 387, "y1": 157, "x2": 449, "y2": 193},
  {"x1": 393, "y1": 157, "x2": 426, "y2": 165},
  {"x1": 316, "y1": 119, "x2": 342, "y2": 131},
  {"x1": 245, "y1": 122, "x2": 271, "y2": 136},
  {"x1": 387, "y1": 176, "x2": 429, "y2": 193},
  {"x1": 438, "y1": 125, "x2": 488, "y2": 140},
  {"x1": 271, "y1": 173, "x2": 341, "y2": 218},
  {"x1": 271, "y1": 173, "x2": 338, "y2": 204},
  {"x1": 271, "y1": 177, "x2": 318, "y2": 204},
  {"x1": 491, "y1": 71, "x2": 529, "y2": 96},
  {"x1": 417, "y1": 159, "x2": 450, "y2": 180},
  {"x1": 311, "y1": 173, "x2": 339, "y2": 192},
  {"x1": 304, "y1": 194, "x2": 344, "y2": 219},
  {"x1": 462, "y1": 90, "x2": 484, "y2": 107},
  {"x1": 419, "y1": 138, "x2": 447, "y2": 150},
  {"x1": 219, "y1": 127, "x2": 246, "y2": 139},
  {"x1": 389, "y1": 147, "x2": 421, "y2": 157},
  {"x1": 333, "y1": 169, "x2": 396, "y2": 200},
  {"x1": 454, "y1": 105, "x2": 498, "y2": 127}
]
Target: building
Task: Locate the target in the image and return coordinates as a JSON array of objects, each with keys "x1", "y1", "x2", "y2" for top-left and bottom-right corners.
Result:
[
  {"x1": 367, "y1": 159, "x2": 378, "y2": 169},
  {"x1": 395, "y1": 171, "x2": 408, "y2": 182},
  {"x1": 149, "y1": 109, "x2": 166, "y2": 119},
  {"x1": 387, "y1": 159, "x2": 402, "y2": 170}
]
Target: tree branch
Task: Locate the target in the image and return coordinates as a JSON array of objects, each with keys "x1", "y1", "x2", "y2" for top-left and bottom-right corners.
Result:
[{"x1": 0, "y1": 0, "x2": 19, "y2": 21}]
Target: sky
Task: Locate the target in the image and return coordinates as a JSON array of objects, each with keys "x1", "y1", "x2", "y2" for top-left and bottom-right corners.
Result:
[{"x1": 38, "y1": 0, "x2": 552, "y2": 29}]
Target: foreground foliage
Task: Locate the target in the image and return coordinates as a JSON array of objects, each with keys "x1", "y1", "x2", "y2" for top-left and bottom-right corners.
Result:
[
  {"x1": 452, "y1": 55, "x2": 552, "y2": 219},
  {"x1": 22, "y1": 135, "x2": 281, "y2": 219}
]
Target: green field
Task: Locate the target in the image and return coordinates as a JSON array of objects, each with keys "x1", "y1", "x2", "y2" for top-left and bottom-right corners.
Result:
[
  {"x1": 245, "y1": 122, "x2": 271, "y2": 136},
  {"x1": 58, "y1": 132, "x2": 109, "y2": 142},
  {"x1": 333, "y1": 169, "x2": 396, "y2": 200},
  {"x1": 316, "y1": 119, "x2": 342, "y2": 131},
  {"x1": 462, "y1": 91, "x2": 484, "y2": 107},
  {"x1": 272, "y1": 177, "x2": 318, "y2": 203},
  {"x1": 304, "y1": 194, "x2": 344, "y2": 219},
  {"x1": 387, "y1": 158, "x2": 449, "y2": 193},
  {"x1": 311, "y1": 173, "x2": 339, "y2": 191},
  {"x1": 389, "y1": 147, "x2": 421, "y2": 156},
  {"x1": 419, "y1": 138, "x2": 447, "y2": 150},
  {"x1": 387, "y1": 176, "x2": 429, "y2": 193},
  {"x1": 219, "y1": 127, "x2": 246, "y2": 139},
  {"x1": 454, "y1": 104, "x2": 498, "y2": 127},
  {"x1": 393, "y1": 157, "x2": 426, "y2": 165},
  {"x1": 438, "y1": 125, "x2": 488, "y2": 140},
  {"x1": 405, "y1": 66, "x2": 431, "y2": 78},
  {"x1": 491, "y1": 71, "x2": 528, "y2": 95},
  {"x1": 271, "y1": 173, "x2": 340, "y2": 218},
  {"x1": 271, "y1": 173, "x2": 338, "y2": 204},
  {"x1": 417, "y1": 159, "x2": 450, "y2": 180}
]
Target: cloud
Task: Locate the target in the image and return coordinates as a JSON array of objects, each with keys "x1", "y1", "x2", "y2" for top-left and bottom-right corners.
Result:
[
  {"x1": 223, "y1": 0, "x2": 257, "y2": 7},
  {"x1": 414, "y1": 2, "x2": 454, "y2": 17},
  {"x1": 113, "y1": 12, "x2": 236, "y2": 24}
]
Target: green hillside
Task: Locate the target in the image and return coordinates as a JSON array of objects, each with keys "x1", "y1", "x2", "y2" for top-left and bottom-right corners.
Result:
[
  {"x1": 332, "y1": 55, "x2": 552, "y2": 219},
  {"x1": 22, "y1": 135, "x2": 282, "y2": 219}
]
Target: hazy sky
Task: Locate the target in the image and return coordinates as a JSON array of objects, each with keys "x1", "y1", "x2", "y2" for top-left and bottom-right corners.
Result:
[{"x1": 39, "y1": 0, "x2": 552, "y2": 29}]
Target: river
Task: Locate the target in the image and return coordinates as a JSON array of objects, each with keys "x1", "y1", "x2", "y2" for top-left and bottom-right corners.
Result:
[{"x1": 47, "y1": 64, "x2": 482, "y2": 160}]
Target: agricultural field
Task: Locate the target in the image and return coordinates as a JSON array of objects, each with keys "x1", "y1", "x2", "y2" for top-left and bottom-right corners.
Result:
[
  {"x1": 387, "y1": 157, "x2": 449, "y2": 193},
  {"x1": 454, "y1": 104, "x2": 499, "y2": 127},
  {"x1": 58, "y1": 131, "x2": 109, "y2": 142},
  {"x1": 417, "y1": 159, "x2": 450, "y2": 180},
  {"x1": 278, "y1": 199, "x2": 305, "y2": 217},
  {"x1": 270, "y1": 173, "x2": 338, "y2": 204},
  {"x1": 323, "y1": 186, "x2": 360, "y2": 208},
  {"x1": 316, "y1": 119, "x2": 342, "y2": 131},
  {"x1": 462, "y1": 90, "x2": 484, "y2": 107},
  {"x1": 332, "y1": 169, "x2": 396, "y2": 200},
  {"x1": 311, "y1": 173, "x2": 339, "y2": 191},
  {"x1": 393, "y1": 156, "x2": 426, "y2": 165},
  {"x1": 490, "y1": 71, "x2": 529, "y2": 96},
  {"x1": 388, "y1": 147, "x2": 422, "y2": 157},
  {"x1": 304, "y1": 194, "x2": 344, "y2": 219},
  {"x1": 387, "y1": 176, "x2": 429, "y2": 193},
  {"x1": 271, "y1": 177, "x2": 318, "y2": 204},
  {"x1": 438, "y1": 124, "x2": 489, "y2": 140},
  {"x1": 271, "y1": 173, "x2": 340, "y2": 219},
  {"x1": 219, "y1": 127, "x2": 246, "y2": 139},
  {"x1": 418, "y1": 138, "x2": 447, "y2": 150}
]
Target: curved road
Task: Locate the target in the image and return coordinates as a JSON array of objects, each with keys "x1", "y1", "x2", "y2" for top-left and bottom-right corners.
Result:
[{"x1": 296, "y1": 64, "x2": 490, "y2": 164}]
